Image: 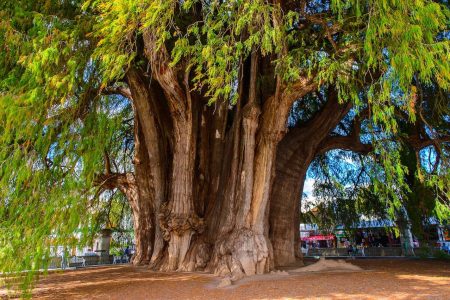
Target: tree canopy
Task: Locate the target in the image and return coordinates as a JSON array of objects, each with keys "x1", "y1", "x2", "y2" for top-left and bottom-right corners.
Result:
[{"x1": 0, "y1": 0, "x2": 449, "y2": 293}]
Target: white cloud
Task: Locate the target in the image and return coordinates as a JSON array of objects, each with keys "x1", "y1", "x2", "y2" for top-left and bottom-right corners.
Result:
[
  {"x1": 303, "y1": 177, "x2": 315, "y2": 196},
  {"x1": 302, "y1": 178, "x2": 316, "y2": 211}
]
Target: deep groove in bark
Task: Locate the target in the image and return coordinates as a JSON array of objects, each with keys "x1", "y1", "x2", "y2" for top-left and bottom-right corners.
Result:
[{"x1": 96, "y1": 44, "x2": 369, "y2": 277}]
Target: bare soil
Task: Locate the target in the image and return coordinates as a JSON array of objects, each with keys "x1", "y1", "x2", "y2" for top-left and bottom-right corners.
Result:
[{"x1": 1, "y1": 259, "x2": 449, "y2": 299}]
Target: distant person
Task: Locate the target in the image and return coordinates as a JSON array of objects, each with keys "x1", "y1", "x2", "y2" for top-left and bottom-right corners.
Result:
[
  {"x1": 61, "y1": 249, "x2": 66, "y2": 269},
  {"x1": 348, "y1": 244, "x2": 354, "y2": 256},
  {"x1": 301, "y1": 244, "x2": 309, "y2": 256},
  {"x1": 343, "y1": 239, "x2": 348, "y2": 247},
  {"x1": 344, "y1": 240, "x2": 353, "y2": 256},
  {"x1": 124, "y1": 246, "x2": 130, "y2": 262}
]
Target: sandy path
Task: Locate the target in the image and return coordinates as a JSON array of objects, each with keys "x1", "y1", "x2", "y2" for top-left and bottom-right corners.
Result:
[{"x1": 1, "y1": 259, "x2": 449, "y2": 299}]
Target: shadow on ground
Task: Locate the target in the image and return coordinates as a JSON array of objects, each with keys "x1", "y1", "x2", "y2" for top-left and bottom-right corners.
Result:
[{"x1": 1, "y1": 259, "x2": 449, "y2": 299}]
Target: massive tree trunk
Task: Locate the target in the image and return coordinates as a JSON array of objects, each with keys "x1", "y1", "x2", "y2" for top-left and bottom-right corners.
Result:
[
  {"x1": 203, "y1": 55, "x2": 319, "y2": 278},
  {"x1": 160, "y1": 116, "x2": 200, "y2": 271},
  {"x1": 270, "y1": 153, "x2": 310, "y2": 267},
  {"x1": 101, "y1": 65, "x2": 371, "y2": 276},
  {"x1": 269, "y1": 94, "x2": 352, "y2": 267},
  {"x1": 205, "y1": 54, "x2": 272, "y2": 278},
  {"x1": 126, "y1": 70, "x2": 168, "y2": 266},
  {"x1": 142, "y1": 31, "x2": 205, "y2": 271},
  {"x1": 269, "y1": 96, "x2": 374, "y2": 267},
  {"x1": 102, "y1": 41, "x2": 343, "y2": 277},
  {"x1": 129, "y1": 130, "x2": 155, "y2": 265},
  {"x1": 95, "y1": 114, "x2": 156, "y2": 265}
]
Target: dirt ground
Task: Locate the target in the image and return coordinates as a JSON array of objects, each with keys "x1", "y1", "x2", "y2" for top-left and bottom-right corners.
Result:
[{"x1": 1, "y1": 259, "x2": 449, "y2": 299}]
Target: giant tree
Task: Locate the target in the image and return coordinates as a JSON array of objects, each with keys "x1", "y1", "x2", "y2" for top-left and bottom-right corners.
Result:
[
  {"x1": 270, "y1": 77, "x2": 450, "y2": 265},
  {"x1": 1, "y1": 0, "x2": 449, "y2": 287}
]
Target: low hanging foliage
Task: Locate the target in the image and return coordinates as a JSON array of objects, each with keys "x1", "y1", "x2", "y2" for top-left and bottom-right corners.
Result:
[{"x1": 0, "y1": 0, "x2": 449, "y2": 294}]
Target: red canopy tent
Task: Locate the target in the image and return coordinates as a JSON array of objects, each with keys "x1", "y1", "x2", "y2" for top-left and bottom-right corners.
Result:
[{"x1": 301, "y1": 234, "x2": 335, "y2": 241}]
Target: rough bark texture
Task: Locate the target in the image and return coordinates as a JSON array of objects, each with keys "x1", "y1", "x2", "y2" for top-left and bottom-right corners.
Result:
[
  {"x1": 97, "y1": 44, "x2": 368, "y2": 277},
  {"x1": 95, "y1": 117, "x2": 155, "y2": 266},
  {"x1": 98, "y1": 65, "x2": 377, "y2": 276},
  {"x1": 270, "y1": 94, "x2": 352, "y2": 267},
  {"x1": 85, "y1": 1, "x2": 446, "y2": 281}
]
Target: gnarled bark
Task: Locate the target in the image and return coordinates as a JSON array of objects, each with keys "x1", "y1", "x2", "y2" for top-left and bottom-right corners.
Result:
[
  {"x1": 142, "y1": 31, "x2": 204, "y2": 271},
  {"x1": 204, "y1": 52, "x2": 320, "y2": 278},
  {"x1": 269, "y1": 93, "x2": 352, "y2": 267},
  {"x1": 102, "y1": 43, "x2": 363, "y2": 278},
  {"x1": 94, "y1": 120, "x2": 155, "y2": 265}
]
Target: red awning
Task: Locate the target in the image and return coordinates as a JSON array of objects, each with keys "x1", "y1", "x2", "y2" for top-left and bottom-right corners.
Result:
[{"x1": 301, "y1": 234, "x2": 335, "y2": 241}]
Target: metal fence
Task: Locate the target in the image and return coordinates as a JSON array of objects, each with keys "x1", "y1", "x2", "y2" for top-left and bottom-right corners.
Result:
[
  {"x1": 48, "y1": 255, "x2": 115, "y2": 269},
  {"x1": 305, "y1": 247, "x2": 403, "y2": 257},
  {"x1": 305, "y1": 247, "x2": 447, "y2": 257}
]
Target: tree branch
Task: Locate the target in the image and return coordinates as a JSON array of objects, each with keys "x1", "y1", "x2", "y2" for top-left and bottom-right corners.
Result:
[
  {"x1": 282, "y1": 76, "x2": 318, "y2": 106},
  {"x1": 104, "y1": 150, "x2": 112, "y2": 175},
  {"x1": 412, "y1": 136, "x2": 450, "y2": 151},
  {"x1": 102, "y1": 86, "x2": 133, "y2": 100},
  {"x1": 318, "y1": 134, "x2": 373, "y2": 155},
  {"x1": 142, "y1": 29, "x2": 188, "y2": 118},
  {"x1": 318, "y1": 111, "x2": 372, "y2": 155},
  {"x1": 94, "y1": 172, "x2": 136, "y2": 194}
]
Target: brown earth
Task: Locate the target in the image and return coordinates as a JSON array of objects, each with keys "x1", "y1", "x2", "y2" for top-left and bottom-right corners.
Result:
[{"x1": 1, "y1": 259, "x2": 449, "y2": 299}]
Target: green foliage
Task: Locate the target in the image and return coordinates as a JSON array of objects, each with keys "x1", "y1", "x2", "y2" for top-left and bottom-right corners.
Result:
[
  {"x1": 0, "y1": 0, "x2": 449, "y2": 294},
  {"x1": 0, "y1": 1, "x2": 134, "y2": 294},
  {"x1": 416, "y1": 245, "x2": 450, "y2": 260},
  {"x1": 304, "y1": 149, "x2": 387, "y2": 234},
  {"x1": 433, "y1": 249, "x2": 450, "y2": 260},
  {"x1": 305, "y1": 142, "x2": 449, "y2": 241}
]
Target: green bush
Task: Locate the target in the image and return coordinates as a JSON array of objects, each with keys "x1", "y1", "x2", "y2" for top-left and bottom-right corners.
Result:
[
  {"x1": 416, "y1": 245, "x2": 432, "y2": 259},
  {"x1": 415, "y1": 246, "x2": 450, "y2": 260},
  {"x1": 110, "y1": 247, "x2": 123, "y2": 256},
  {"x1": 433, "y1": 249, "x2": 450, "y2": 261}
]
